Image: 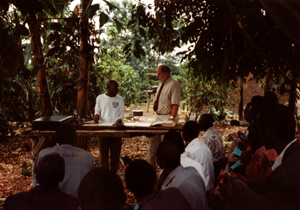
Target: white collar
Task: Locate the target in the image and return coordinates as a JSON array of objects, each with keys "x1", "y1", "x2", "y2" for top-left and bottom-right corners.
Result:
[{"x1": 271, "y1": 139, "x2": 298, "y2": 171}]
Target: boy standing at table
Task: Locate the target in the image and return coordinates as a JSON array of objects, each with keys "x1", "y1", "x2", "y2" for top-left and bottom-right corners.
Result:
[{"x1": 94, "y1": 79, "x2": 124, "y2": 173}]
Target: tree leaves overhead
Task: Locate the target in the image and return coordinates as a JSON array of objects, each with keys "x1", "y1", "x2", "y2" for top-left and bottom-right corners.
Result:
[
  {"x1": 113, "y1": 18, "x2": 122, "y2": 32},
  {"x1": 0, "y1": 0, "x2": 9, "y2": 13},
  {"x1": 0, "y1": 19, "x2": 25, "y2": 79},
  {"x1": 86, "y1": 4, "x2": 99, "y2": 19},
  {"x1": 103, "y1": 0, "x2": 119, "y2": 11},
  {"x1": 135, "y1": 0, "x2": 299, "y2": 90},
  {"x1": 100, "y1": 12, "x2": 109, "y2": 28},
  {"x1": 9, "y1": 0, "x2": 43, "y2": 16}
]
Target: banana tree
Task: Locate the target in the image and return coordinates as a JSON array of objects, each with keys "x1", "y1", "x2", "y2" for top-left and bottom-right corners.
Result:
[{"x1": 5, "y1": 0, "x2": 71, "y2": 116}]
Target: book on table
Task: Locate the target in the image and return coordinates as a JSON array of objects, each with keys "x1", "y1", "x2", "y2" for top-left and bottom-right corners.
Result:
[
  {"x1": 124, "y1": 120, "x2": 176, "y2": 127},
  {"x1": 83, "y1": 120, "x2": 176, "y2": 127}
]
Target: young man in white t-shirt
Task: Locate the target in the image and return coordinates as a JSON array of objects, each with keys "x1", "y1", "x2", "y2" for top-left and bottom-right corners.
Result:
[{"x1": 94, "y1": 80, "x2": 124, "y2": 172}]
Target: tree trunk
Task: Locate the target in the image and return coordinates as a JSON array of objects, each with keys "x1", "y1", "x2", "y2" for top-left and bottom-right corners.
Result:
[
  {"x1": 76, "y1": 0, "x2": 91, "y2": 150},
  {"x1": 264, "y1": 67, "x2": 272, "y2": 94},
  {"x1": 27, "y1": 88, "x2": 35, "y2": 122},
  {"x1": 28, "y1": 15, "x2": 52, "y2": 116},
  {"x1": 77, "y1": 0, "x2": 90, "y2": 120},
  {"x1": 238, "y1": 80, "x2": 244, "y2": 120}
]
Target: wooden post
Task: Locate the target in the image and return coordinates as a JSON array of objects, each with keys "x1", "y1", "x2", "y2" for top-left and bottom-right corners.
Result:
[{"x1": 147, "y1": 135, "x2": 162, "y2": 169}]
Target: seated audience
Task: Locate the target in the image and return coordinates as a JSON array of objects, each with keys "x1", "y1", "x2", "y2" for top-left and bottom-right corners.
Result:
[
  {"x1": 4, "y1": 153, "x2": 79, "y2": 210},
  {"x1": 34, "y1": 124, "x2": 93, "y2": 197},
  {"x1": 181, "y1": 120, "x2": 215, "y2": 191},
  {"x1": 199, "y1": 114, "x2": 226, "y2": 180},
  {"x1": 264, "y1": 91, "x2": 279, "y2": 106},
  {"x1": 78, "y1": 167, "x2": 126, "y2": 210},
  {"x1": 163, "y1": 130, "x2": 185, "y2": 154},
  {"x1": 157, "y1": 140, "x2": 207, "y2": 209},
  {"x1": 219, "y1": 104, "x2": 300, "y2": 209},
  {"x1": 125, "y1": 159, "x2": 191, "y2": 210},
  {"x1": 245, "y1": 146, "x2": 278, "y2": 185},
  {"x1": 226, "y1": 96, "x2": 268, "y2": 175},
  {"x1": 230, "y1": 93, "x2": 276, "y2": 127},
  {"x1": 155, "y1": 130, "x2": 186, "y2": 190},
  {"x1": 198, "y1": 114, "x2": 225, "y2": 163}
]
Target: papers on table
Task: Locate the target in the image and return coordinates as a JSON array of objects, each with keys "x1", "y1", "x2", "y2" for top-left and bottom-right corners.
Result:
[
  {"x1": 83, "y1": 122, "x2": 114, "y2": 127},
  {"x1": 82, "y1": 121, "x2": 176, "y2": 127},
  {"x1": 124, "y1": 121, "x2": 175, "y2": 127},
  {"x1": 124, "y1": 122, "x2": 152, "y2": 127},
  {"x1": 151, "y1": 120, "x2": 175, "y2": 127}
]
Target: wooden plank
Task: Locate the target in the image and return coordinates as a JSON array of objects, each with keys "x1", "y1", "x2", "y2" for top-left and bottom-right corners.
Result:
[
  {"x1": 80, "y1": 123, "x2": 183, "y2": 130},
  {"x1": 20, "y1": 129, "x2": 178, "y2": 138}
]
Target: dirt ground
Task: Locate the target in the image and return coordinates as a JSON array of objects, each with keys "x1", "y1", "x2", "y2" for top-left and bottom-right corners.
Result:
[{"x1": 0, "y1": 105, "x2": 246, "y2": 208}]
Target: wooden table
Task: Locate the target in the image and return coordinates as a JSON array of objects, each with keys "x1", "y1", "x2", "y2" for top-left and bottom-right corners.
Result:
[
  {"x1": 21, "y1": 123, "x2": 184, "y2": 168},
  {"x1": 20, "y1": 124, "x2": 184, "y2": 138}
]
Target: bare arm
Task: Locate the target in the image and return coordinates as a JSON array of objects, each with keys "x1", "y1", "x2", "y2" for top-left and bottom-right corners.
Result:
[
  {"x1": 94, "y1": 114, "x2": 100, "y2": 123},
  {"x1": 169, "y1": 104, "x2": 179, "y2": 120}
]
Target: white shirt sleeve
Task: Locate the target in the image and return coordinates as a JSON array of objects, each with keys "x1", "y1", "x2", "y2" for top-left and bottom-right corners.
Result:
[
  {"x1": 118, "y1": 97, "x2": 125, "y2": 120},
  {"x1": 94, "y1": 95, "x2": 101, "y2": 116}
]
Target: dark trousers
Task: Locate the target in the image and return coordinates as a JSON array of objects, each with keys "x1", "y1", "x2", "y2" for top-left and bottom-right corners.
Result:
[{"x1": 99, "y1": 137, "x2": 122, "y2": 173}]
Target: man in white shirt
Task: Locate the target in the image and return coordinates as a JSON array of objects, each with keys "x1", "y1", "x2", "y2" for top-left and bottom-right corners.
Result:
[
  {"x1": 156, "y1": 140, "x2": 207, "y2": 209},
  {"x1": 148, "y1": 65, "x2": 181, "y2": 168},
  {"x1": 33, "y1": 124, "x2": 93, "y2": 198},
  {"x1": 181, "y1": 120, "x2": 215, "y2": 191},
  {"x1": 94, "y1": 80, "x2": 124, "y2": 172},
  {"x1": 125, "y1": 159, "x2": 192, "y2": 210}
]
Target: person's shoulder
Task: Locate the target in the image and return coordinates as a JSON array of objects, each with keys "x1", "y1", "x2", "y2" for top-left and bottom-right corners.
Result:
[
  {"x1": 72, "y1": 146, "x2": 93, "y2": 156},
  {"x1": 4, "y1": 191, "x2": 32, "y2": 209},
  {"x1": 98, "y1": 93, "x2": 107, "y2": 99},
  {"x1": 194, "y1": 140, "x2": 213, "y2": 155},
  {"x1": 183, "y1": 166, "x2": 198, "y2": 174},
  {"x1": 116, "y1": 95, "x2": 124, "y2": 100},
  {"x1": 38, "y1": 146, "x2": 58, "y2": 157},
  {"x1": 5, "y1": 191, "x2": 29, "y2": 201},
  {"x1": 56, "y1": 191, "x2": 80, "y2": 208}
]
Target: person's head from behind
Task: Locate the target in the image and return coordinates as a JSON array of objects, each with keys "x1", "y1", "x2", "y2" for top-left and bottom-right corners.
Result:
[
  {"x1": 56, "y1": 124, "x2": 77, "y2": 145},
  {"x1": 244, "y1": 102, "x2": 252, "y2": 122},
  {"x1": 125, "y1": 159, "x2": 156, "y2": 201},
  {"x1": 163, "y1": 130, "x2": 185, "y2": 153},
  {"x1": 198, "y1": 114, "x2": 214, "y2": 131},
  {"x1": 182, "y1": 120, "x2": 200, "y2": 143},
  {"x1": 35, "y1": 153, "x2": 65, "y2": 187},
  {"x1": 156, "y1": 140, "x2": 181, "y2": 169},
  {"x1": 252, "y1": 104, "x2": 295, "y2": 154},
  {"x1": 247, "y1": 95, "x2": 267, "y2": 124},
  {"x1": 78, "y1": 167, "x2": 126, "y2": 210},
  {"x1": 106, "y1": 79, "x2": 119, "y2": 97},
  {"x1": 156, "y1": 64, "x2": 171, "y2": 83},
  {"x1": 264, "y1": 91, "x2": 279, "y2": 106}
]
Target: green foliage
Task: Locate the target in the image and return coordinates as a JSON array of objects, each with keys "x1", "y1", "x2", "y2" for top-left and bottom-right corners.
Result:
[
  {"x1": 87, "y1": 4, "x2": 99, "y2": 19},
  {"x1": 0, "y1": 9, "x2": 38, "y2": 126},
  {"x1": 100, "y1": 12, "x2": 109, "y2": 28},
  {"x1": 95, "y1": 0, "x2": 161, "y2": 106},
  {"x1": 0, "y1": 14, "x2": 26, "y2": 81},
  {"x1": 112, "y1": 65, "x2": 140, "y2": 105},
  {"x1": 140, "y1": 0, "x2": 300, "y2": 104},
  {"x1": 179, "y1": 61, "x2": 234, "y2": 120},
  {"x1": 42, "y1": 11, "x2": 94, "y2": 117},
  {"x1": 93, "y1": 49, "x2": 140, "y2": 107},
  {"x1": 207, "y1": 107, "x2": 234, "y2": 124},
  {"x1": 6, "y1": 0, "x2": 294, "y2": 129}
]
